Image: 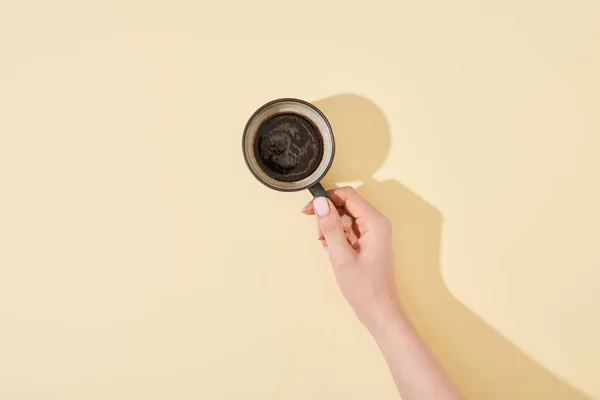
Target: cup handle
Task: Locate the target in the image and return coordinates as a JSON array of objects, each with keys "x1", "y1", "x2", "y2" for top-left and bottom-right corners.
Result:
[{"x1": 308, "y1": 182, "x2": 331, "y2": 200}]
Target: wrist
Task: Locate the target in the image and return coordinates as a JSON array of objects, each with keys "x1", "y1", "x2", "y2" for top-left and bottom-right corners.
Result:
[{"x1": 361, "y1": 299, "x2": 408, "y2": 340}]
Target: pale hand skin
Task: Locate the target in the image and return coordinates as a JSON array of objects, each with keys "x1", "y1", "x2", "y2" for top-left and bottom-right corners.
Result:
[{"x1": 302, "y1": 187, "x2": 465, "y2": 400}]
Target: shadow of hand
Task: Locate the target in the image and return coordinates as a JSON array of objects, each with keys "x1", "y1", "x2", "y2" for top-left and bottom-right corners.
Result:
[{"x1": 313, "y1": 94, "x2": 592, "y2": 400}]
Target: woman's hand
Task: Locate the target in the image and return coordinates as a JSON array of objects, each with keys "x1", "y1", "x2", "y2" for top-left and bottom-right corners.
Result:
[
  {"x1": 303, "y1": 187, "x2": 465, "y2": 400},
  {"x1": 301, "y1": 186, "x2": 403, "y2": 334}
]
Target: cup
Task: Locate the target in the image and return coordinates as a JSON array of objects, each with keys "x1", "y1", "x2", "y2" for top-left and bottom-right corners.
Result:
[{"x1": 242, "y1": 98, "x2": 335, "y2": 198}]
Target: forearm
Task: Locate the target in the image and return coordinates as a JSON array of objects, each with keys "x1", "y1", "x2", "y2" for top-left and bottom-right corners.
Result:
[{"x1": 370, "y1": 310, "x2": 465, "y2": 400}]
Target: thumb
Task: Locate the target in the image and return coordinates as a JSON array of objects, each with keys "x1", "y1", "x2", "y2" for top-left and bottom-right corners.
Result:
[{"x1": 313, "y1": 197, "x2": 355, "y2": 263}]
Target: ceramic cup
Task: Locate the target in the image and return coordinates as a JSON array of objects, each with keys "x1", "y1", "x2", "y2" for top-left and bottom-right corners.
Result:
[{"x1": 242, "y1": 98, "x2": 335, "y2": 199}]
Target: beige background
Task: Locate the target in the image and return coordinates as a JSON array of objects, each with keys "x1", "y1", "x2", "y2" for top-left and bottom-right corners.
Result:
[{"x1": 1, "y1": 1, "x2": 599, "y2": 399}]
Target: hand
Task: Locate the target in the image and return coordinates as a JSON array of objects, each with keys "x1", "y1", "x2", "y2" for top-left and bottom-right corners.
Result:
[
  {"x1": 302, "y1": 187, "x2": 403, "y2": 334},
  {"x1": 303, "y1": 187, "x2": 465, "y2": 399}
]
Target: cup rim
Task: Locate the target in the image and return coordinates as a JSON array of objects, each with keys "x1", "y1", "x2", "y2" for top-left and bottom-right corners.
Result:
[{"x1": 242, "y1": 98, "x2": 335, "y2": 192}]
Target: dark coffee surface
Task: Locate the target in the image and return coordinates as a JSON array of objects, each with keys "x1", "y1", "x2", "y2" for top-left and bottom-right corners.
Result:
[{"x1": 254, "y1": 113, "x2": 323, "y2": 182}]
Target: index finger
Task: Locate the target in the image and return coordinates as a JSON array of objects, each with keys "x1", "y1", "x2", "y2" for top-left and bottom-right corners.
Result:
[{"x1": 327, "y1": 186, "x2": 380, "y2": 222}]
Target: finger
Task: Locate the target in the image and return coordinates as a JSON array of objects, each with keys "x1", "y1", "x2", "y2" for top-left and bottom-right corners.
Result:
[
  {"x1": 302, "y1": 201, "x2": 344, "y2": 216},
  {"x1": 350, "y1": 215, "x2": 362, "y2": 239},
  {"x1": 327, "y1": 186, "x2": 379, "y2": 220},
  {"x1": 320, "y1": 219, "x2": 356, "y2": 242},
  {"x1": 346, "y1": 228, "x2": 359, "y2": 246},
  {"x1": 317, "y1": 210, "x2": 351, "y2": 240},
  {"x1": 302, "y1": 203, "x2": 346, "y2": 220},
  {"x1": 313, "y1": 197, "x2": 355, "y2": 264},
  {"x1": 327, "y1": 187, "x2": 387, "y2": 236},
  {"x1": 301, "y1": 201, "x2": 314, "y2": 214},
  {"x1": 320, "y1": 238, "x2": 329, "y2": 258},
  {"x1": 321, "y1": 228, "x2": 358, "y2": 250},
  {"x1": 303, "y1": 186, "x2": 375, "y2": 218},
  {"x1": 341, "y1": 213, "x2": 354, "y2": 232}
]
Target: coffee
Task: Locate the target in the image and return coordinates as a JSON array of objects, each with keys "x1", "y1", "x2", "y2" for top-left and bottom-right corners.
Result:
[{"x1": 253, "y1": 113, "x2": 323, "y2": 182}]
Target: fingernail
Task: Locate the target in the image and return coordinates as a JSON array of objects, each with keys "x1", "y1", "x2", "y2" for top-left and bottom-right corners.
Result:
[
  {"x1": 316, "y1": 225, "x2": 322, "y2": 239},
  {"x1": 301, "y1": 202, "x2": 311, "y2": 213},
  {"x1": 314, "y1": 197, "x2": 329, "y2": 217},
  {"x1": 324, "y1": 248, "x2": 329, "y2": 258}
]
